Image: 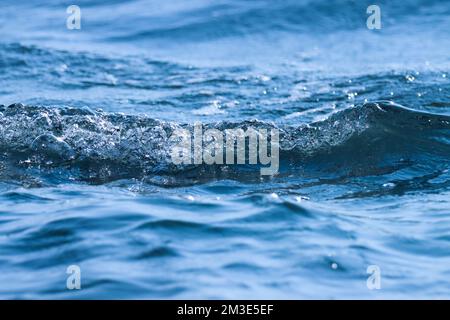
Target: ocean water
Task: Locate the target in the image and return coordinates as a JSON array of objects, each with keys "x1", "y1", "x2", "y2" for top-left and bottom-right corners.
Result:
[{"x1": 0, "y1": 0, "x2": 450, "y2": 299}]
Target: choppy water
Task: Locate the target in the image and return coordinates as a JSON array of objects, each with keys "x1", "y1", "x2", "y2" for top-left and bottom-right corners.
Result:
[{"x1": 1, "y1": 0, "x2": 450, "y2": 299}]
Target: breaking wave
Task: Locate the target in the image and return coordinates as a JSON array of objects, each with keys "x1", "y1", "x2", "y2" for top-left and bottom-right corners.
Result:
[{"x1": 1, "y1": 101, "x2": 449, "y2": 185}]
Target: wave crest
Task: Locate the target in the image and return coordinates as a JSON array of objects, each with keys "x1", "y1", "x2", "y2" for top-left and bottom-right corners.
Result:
[{"x1": 1, "y1": 101, "x2": 449, "y2": 184}]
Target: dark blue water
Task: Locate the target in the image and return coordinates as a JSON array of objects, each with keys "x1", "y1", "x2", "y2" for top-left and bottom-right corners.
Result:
[{"x1": 1, "y1": 0, "x2": 450, "y2": 299}]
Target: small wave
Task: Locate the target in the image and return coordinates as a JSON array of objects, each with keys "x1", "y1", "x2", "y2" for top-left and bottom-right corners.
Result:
[{"x1": 0, "y1": 101, "x2": 449, "y2": 185}]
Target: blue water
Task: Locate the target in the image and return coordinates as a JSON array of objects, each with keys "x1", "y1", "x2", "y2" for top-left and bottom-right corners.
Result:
[{"x1": 1, "y1": 0, "x2": 450, "y2": 299}]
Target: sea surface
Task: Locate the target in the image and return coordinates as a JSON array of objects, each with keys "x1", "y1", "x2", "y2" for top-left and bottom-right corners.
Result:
[{"x1": 0, "y1": 0, "x2": 450, "y2": 299}]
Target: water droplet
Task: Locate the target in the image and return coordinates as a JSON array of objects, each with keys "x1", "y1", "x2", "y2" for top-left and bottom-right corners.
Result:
[{"x1": 405, "y1": 75, "x2": 415, "y2": 82}]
